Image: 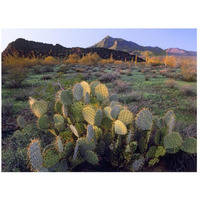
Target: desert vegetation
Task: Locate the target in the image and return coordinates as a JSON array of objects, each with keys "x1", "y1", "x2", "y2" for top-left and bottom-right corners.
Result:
[{"x1": 2, "y1": 52, "x2": 197, "y2": 172}]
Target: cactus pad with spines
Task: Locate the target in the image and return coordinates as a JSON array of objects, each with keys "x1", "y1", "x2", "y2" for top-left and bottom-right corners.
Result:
[
  {"x1": 38, "y1": 115, "x2": 49, "y2": 129},
  {"x1": 73, "y1": 83, "x2": 83, "y2": 101},
  {"x1": 85, "y1": 150, "x2": 99, "y2": 165},
  {"x1": 94, "y1": 109, "x2": 103, "y2": 126},
  {"x1": 62, "y1": 104, "x2": 68, "y2": 118},
  {"x1": 164, "y1": 110, "x2": 175, "y2": 127},
  {"x1": 118, "y1": 109, "x2": 133, "y2": 125},
  {"x1": 54, "y1": 114, "x2": 64, "y2": 124},
  {"x1": 167, "y1": 115, "x2": 176, "y2": 133},
  {"x1": 29, "y1": 97, "x2": 37, "y2": 107},
  {"x1": 104, "y1": 106, "x2": 113, "y2": 120},
  {"x1": 82, "y1": 106, "x2": 96, "y2": 125},
  {"x1": 154, "y1": 116, "x2": 162, "y2": 129},
  {"x1": 90, "y1": 81, "x2": 100, "y2": 96},
  {"x1": 55, "y1": 100, "x2": 62, "y2": 114},
  {"x1": 60, "y1": 130, "x2": 72, "y2": 142},
  {"x1": 17, "y1": 116, "x2": 26, "y2": 128},
  {"x1": 95, "y1": 84, "x2": 109, "y2": 101},
  {"x1": 93, "y1": 126, "x2": 103, "y2": 140},
  {"x1": 84, "y1": 92, "x2": 90, "y2": 104},
  {"x1": 60, "y1": 89, "x2": 73, "y2": 105},
  {"x1": 55, "y1": 136, "x2": 63, "y2": 153},
  {"x1": 62, "y1": 142, "x2": 74, "y2": 157},
  {"x1": 136, "y1": 108, "x2": 153, "y2": 130},
  {"x1": 86, "y1": 125, "x2": 94, "y2": 142},
  {"x1": 31, "y1": 100, "x2": 48, "y2": 118},
  {"x1": 109, "y1": 94, "x2": 119, "y2": 102},
  {"x1": 111, "y1": 105, "x2": 121, "y2": 119},
  {"x1": 54, "y1": 123, "x2": 65, "y2": 132},
  {"x1": 181, "y1": 137, "x2": 197, "y2": 154},
  {"x1": 70, "y1": 125, "x2": 79, "y2": 138},
  {"x1": 164, "y1": 132, "x2": 183, "y2": 153},
  {"x1": 80, "y1": 81, "x2": 91, "y2": 96},
  {"x1": 71, "y1": 101, "x2": 84, "y2": 122},
  {"x1": 28, "y1": 139, "x2": 43, "y2": 171},
  {"x1": 132, "y1": 157, "x2": 145, "y2": 172},
  {"x1": 43, "y1": 149, "x2": 61, "y2": 168},
  {"x1": 77, "y1": 137, "x2": 95, "y2": 157},
  {"x1": 114, "y1": 120, "x2": 127, "y2": 135}
]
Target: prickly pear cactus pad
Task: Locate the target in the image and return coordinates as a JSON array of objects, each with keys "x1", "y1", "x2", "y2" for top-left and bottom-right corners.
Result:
[
  {"x1": 118, "y1": 109, "x2": 133, "y2": 125},
  {"x1": 136, "y1": 108, "x2": 153, "y2": 130},
  {"x1": 164, "y1": 110, "x2": 175, "y2": 126},
  {"x1": 90, "y1": 81, "x2": 100, "y2": 95},
  {"x1": 82, "y1": 106, "x2": 96, "y2": 125},
  {"x1": 181, "y1": 137, "x2": 197, "y2": 154},
  {"x1": 31, "y1": 100, "x2": 48, "y2": 118},
  {"x1": 95, "y1": 84, "x2": 109, "y2": 101},
  {"x1": 73, "y1": 83, "x2": 83, "y2": 101},
  {"x1": 60, "y1": 89, "x2": 73, "y2": 105},
  {"x1": 114, "y1": 120, "x2": 127, "y2": 135},
  {"x1": 164, "y1": 132, "x2": 183, "y2": 152},
  {"x1": 38, "y1": 115, "x2": 49, "y2": 129},
  {"x1": 28, "y1": 139, "x2": 43, "y2": 171},
  {"x1": 94, "y1": 109, "x2": 103, "y2": 126},
  {"x1": 80, "y1": 81, "x2": 91, "y2": 96},
  {"x1": 17, "y1": 116, "x2": 26, "y2": 128}
]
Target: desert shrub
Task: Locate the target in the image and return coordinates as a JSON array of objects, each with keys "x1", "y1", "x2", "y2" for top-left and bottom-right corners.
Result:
[
  {"x1": 118, "y1": 91, "x2": 142, "y2": 104},
  {"x1": 100, "y1": 72, "x2": 120, "y2": 83},
  {"x1": 79, "y1": 53, "x2": 101, "y2": 65},
  {"x1": 125, "y1": 69, "x2": 132, "y2": 76},
  {"x1": 149, "y1": 56, "x2": 164, "y2": 66},
  {"x1": 94, "y1": 72, "x2": 102, "y2": 77},
  {"x1": 6, "y1": 66, "x2": 28, "y2": 88},
  {"x1": 180, "y1": 60, "x2": 197, "y2": 82},
  {"x1": 65, "y1": 54, "x2": 80, "y2": 64},
  {"x1": 41, "y1": 74, "x2": 53, "y2": 80},
  {"x1": 165, "y1": 56, "x2": 176, "y2": 67},
  {"x1": 76, "y1": 68, "x2": 85, "y2": 73},
  {"x1": 145, "y1": 75, "x2": 150, "y2": 81},
  {"x1": 42, "y1": 66, "x2": 54, "y2": 73},
  {"x1": 14, "y1": 90, "x2": 30, "y2": 101},
  {"x1": 2, "y1": 101, "x2": 14, "y2": 118},
  {"x1": 114, "y1": 80, "x2": 131, "y2": 93},
  {"x1": 164, "y1": 79, "x2": 177, "y2": 88},
  {"x1": 178, "y1": 84, "x2": 196, "y2": 96},
  {"x1": 15, "y1": 81, "x2": 196, "y2": 172},
  {"x1": 159, "y1": 69, "x2": 168, "y2": 76},
  {"x1": 119, "y1": 70, "x2": 126, "y2": 75},
  {"x1": 44, "y1": 56, "x2": 59, "y2": 65}
]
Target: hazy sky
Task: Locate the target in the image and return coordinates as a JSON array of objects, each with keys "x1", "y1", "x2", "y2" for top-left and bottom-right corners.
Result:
[{"x1": 1, "y1": 29, "x2": 197, "y2": 52}]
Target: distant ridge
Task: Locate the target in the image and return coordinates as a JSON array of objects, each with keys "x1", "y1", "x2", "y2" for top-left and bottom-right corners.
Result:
[
  {"x1": 90, "y1": 35, "x2": 197, "y2": 56},
  {"x1": 2, "y1": 38, "x2": 145, "y2": 62}
]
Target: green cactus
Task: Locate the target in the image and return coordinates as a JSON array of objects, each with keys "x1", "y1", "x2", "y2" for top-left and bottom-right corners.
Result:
[
  {"x1": 62, "y1": 104, "x2": 68, "y2": 118},
  {"x1": 29, "y1": 97, "x2": 37, "y2": 107},
  {"x1": 54, "y1": 123, "x2": 65, "y2": 132},
  {"x1": 54, "y1": 114, "x2": 64, "y2": 124},
  {"x1": 57, "y1": 159, "x2": 68, "y2": 172},
  {"x1": 114, "y1": 120, "x2": 127, "y2": 135},
  {"x1": 118, "y1": 109, "x2": 134, "y2": 125},
  {"x1": 59, "y1": 129, "x2": 72, "y2": 142},
  {"x1": 38, "y1": 115, "x2": 49, "y2": 129},
  {"x1": 73, "y1": 83, "x2": 83, "y2": 101},
  {"x1": 104, "y1": 106, "x2": 113, "y2": 120},
  {"x1": 55, "y1": 100, "x2": 62, "y2": 114},
  {"x1": 86, "y1": 125, "x2": 94, "y2": 142},
  {"x1": 80, "y1": 81, "x2": 91, "y2": 96},
  {"x1": 27, "y1": 139, "x2": 43, "y2": 171},
  {"x1": 82, "y1": 106, "x2": 96, "y2": 125},
  {"x1": 101, "y1": 117, "x2": 112, "y2": 130},
  {"x1": 69, "y1": 125, "x2": 79, "y2": 138},
  {"x1": 60, "y1": 89, "x2": 73, "y2": 105},
  {"x1": 43, "y1": 149, "x2": 61, "y2": 168},
  {"x1": 129, "y1": 141, "x2": 138, "y2": 153},
  {"x1": 164, "y1": 132, "x2": 183, "y2": 153},
  {"x1": 62, "y1": 142, "x2": 74, "y2": 157},
  {"x1": 77, "y1": 137, "x2": 95, "y2": 157},
  {"x1": 95, "y1": 84, "x2": 109, "y2": 101},
  {"x1": 111, "y1": 105, "x2": 120, "y2": 119},
  {"x1": 93, "y1": 126, "x2": 103, "y2": 140},
  {"x1": 85, "y1": 150, "x2": 99, "y2": 165},
  {"x1": 146, "y1": 146, "x2": 157, "y2": 158},
  {"x1": 154, "y1": 116, "x2": 162, "y2": 129},
  {"x1": 167, "y1": 115, "x2": 176, "y2": 134},
  {"x1": 136, "y1": 108, "x2": 153, "y2": 130},
  {"x1": 96, "y1": 140, "x2": 106, "y2": 155},
  {"x1": 55, "y1": 136, "x2": 64, "y2": 153},
  {"x1": 148, "y1": 158, "x2": 159, "y2": 167},
  {"x1": 109, "y1": 94, "x2": 119, "y2": 102},
  {"x1": 181, "y1": 137, "x2": 197, "y2": 154},
  {"x1": 84, "y1": 92, "x2": 90, "y2": 104},
  {"x1": 17, "y1": 116, "x2": 26, "y2": 128},
  {"x1": 90, "y1": 81, "x2": 100, "y2": 96},
  {"x1": 94, "y1": 109, "x2": 103, "y2": 127},
  {"x1": 139, "y1": 136, "x2": 148, "y2": 154},
  {"x1": 31, "y1": 100, "x2": 48, "y2": 118},
  {"x1": 132, "y1": 157, "x2": 145, "y2": 172},
  {"x1": 71, "y1": 101, "x2": 84, "y2": 122},
  {"x1": 164, "y1": 110, "x2": 175, "y2": 126}
]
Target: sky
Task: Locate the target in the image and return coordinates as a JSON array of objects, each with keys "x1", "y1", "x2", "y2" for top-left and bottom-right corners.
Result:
[{"x1": 1, "y1": 29, "x2": 197, "y2": 52}]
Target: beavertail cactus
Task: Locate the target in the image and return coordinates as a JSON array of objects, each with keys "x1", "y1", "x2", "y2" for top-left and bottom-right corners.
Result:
[{"x1": 95, "y1": 84, "x2": 109, "y2": 101}]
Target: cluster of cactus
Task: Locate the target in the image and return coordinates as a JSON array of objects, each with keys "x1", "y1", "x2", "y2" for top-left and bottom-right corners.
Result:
[{"x1": 17, "y1": 80, "x2": 197, "y2": 172}]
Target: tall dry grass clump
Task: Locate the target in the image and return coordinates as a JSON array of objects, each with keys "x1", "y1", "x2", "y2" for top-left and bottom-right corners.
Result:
[{"x1": 165, "y1": 55, "x2": 176, "y2": 67}]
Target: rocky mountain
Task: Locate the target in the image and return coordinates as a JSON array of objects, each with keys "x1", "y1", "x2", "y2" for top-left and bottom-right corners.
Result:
[
  {"x1": 165, "y1": 48, "x2": 197, "y2": 56},
  {"x1": 2, "y1": 38, "x2": 145, "y2": 62},
  {"x1": 90, "y1": 35, "x2": 197, "y2": 56}
]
